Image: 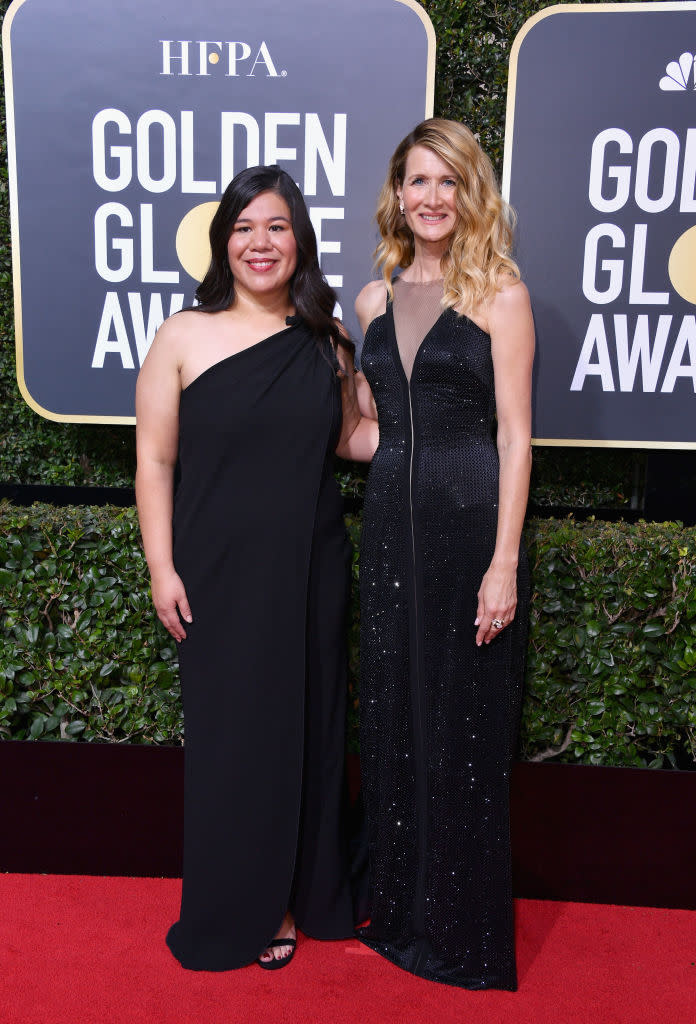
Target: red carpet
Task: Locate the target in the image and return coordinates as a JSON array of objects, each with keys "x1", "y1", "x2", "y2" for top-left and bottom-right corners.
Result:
[{"x1": 1, "y1": 875, "x2": 694, "y2": 1024}]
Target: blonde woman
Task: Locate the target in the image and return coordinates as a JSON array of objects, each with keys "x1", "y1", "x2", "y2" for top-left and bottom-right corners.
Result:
[{"x1": 354, "y1": 119, "x2": 534, "y2": 990}]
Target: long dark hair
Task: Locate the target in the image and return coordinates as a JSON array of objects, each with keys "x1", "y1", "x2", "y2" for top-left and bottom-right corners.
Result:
[{"x1": 195, "y1": 165, "x2": 342, "y2": 348}]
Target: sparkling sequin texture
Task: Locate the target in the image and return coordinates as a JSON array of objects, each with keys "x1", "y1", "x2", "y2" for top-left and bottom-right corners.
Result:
[{"x1": 358, "y1": 299, "x2": 529, "y2": 991}]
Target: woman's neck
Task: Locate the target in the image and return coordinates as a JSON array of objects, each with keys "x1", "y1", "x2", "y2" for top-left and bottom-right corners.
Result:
[
  {"x1": 400, "y1": 242, "x2": 446, "y2": 284},
  {"x1": 228, "y1": 286, "x2": 294, "y2": 321}
]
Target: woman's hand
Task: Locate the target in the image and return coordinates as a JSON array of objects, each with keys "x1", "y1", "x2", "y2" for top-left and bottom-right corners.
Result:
[
  {"x1": 474, "y1": 562, "x2": 517, "y2": 646},
  {"x1": 151, "y1": 569, "x2": 193, "y2": 642}
]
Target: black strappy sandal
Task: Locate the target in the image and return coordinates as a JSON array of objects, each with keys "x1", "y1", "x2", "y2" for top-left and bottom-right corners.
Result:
[{"x1": 256, "y1": 937, "x2": 297, "y2": 971}]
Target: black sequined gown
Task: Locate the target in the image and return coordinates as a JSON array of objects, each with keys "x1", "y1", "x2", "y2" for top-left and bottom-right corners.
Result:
[{"x1": 358, "y1": 297, "x2": 529, "y2": 990}]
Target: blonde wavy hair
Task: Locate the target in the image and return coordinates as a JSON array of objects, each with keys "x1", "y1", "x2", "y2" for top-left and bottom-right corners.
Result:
[{"x1": 374, "y1": 118, "x2": 520, "y2": 314}]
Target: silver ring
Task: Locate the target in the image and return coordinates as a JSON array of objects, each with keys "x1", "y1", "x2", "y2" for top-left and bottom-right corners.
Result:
[{"x1": 492, "y1": 618, "x2": 504, "y2": 629}]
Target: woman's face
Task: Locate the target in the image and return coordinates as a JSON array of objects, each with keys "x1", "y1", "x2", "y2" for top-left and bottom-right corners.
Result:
[
  {"x1": 397, "y1": 145, "x2": 459, "y2": 248},
  {"x1": 226, "y1": 191, "x2": 298, "y2": 297}
]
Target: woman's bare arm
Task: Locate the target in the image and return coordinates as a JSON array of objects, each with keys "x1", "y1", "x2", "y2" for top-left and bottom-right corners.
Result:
[
  {"x1": 475, "y1": 280, "x2": 535, "y2": 646},
  {"x1": 135, "y1": 320, "x2": 192, "y2": 641}
]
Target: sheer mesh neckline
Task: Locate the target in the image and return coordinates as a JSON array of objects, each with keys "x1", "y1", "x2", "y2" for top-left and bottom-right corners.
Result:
[
  {"x1": 392, "y1": 276, "x2": 445, "y2": 381},
  {"x1": 394, "y1": 276, "x2": 443, "y2": 285}
]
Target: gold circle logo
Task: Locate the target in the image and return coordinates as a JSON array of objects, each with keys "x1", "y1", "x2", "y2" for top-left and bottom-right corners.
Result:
[
  {"x1": 668, "y1": 225, "x2": 696, "y2": 305},
  {"x1": 175, "y1": 202, "x2": 219, "y2": 282}
]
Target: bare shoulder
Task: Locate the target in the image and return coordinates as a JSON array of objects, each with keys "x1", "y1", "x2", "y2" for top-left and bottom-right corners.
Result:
[
  {"x1": 486, "y1": 275, "x2": 531, "y2": 324},
  {"x1": 355, "y1": 279, "x2": 387, "y2": 311},
  {"x1": 490, "y1": 276, "x2": 531, "y2": 317},
  {"x1": 355, "y1": 280, "x2": 387, "y2": 333},
  {"x1": 151, "y1": 308, "x2": 197, "y2": 343},
  {"x1": 145, "y1": 309, "x2": 205, "y2": 365},
  {"x1": 484, "y1": 278, "x2": 531, "y2": 343},
  {"x1": 158, "y1": 308, "x2": 208, "y2": 341},
  {"x1": 487, "y1": 275, "x2": 535, "y2": 374}
]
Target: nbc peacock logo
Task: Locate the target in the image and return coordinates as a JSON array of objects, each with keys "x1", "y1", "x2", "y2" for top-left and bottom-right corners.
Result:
[{"x1": 659, "y1": 52, "x2": 696, "y2": 91}]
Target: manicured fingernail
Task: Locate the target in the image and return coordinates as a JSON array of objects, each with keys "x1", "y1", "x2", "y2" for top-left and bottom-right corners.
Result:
[{"x1": 185, "y1": 615, "x2": 192, "y2": 623}]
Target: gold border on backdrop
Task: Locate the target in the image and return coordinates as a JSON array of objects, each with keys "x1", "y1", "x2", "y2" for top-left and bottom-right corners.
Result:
[
  {"x1": 394, "y1": 0, "x2": 436, "y2": 118},
  {"x1": 3, "y1": 0, "x2": 436, "y2": 425},
  {"x1": 531, "y1": 438, "x2": 696, "y2": 450},
  {"x1": 3, "y1": 0, "x2": 133, "y2": 423},
  {"x1": 502, "y1": 2, "x2": 696, "y2": 450}
]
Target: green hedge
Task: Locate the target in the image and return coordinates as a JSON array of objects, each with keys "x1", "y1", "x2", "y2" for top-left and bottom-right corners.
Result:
[
  {"x1": 0, "y1": 0, "x2": 638, "y2": 506},
  {"x1": 1, "y1": 502, "x2": 694, "y2": 768},
  {"x1": 0, "y1": 503, "x2": 181, "y2": 743},
  {"x1": 523, "y1": 518, "x2": 696, "y2": 769}
]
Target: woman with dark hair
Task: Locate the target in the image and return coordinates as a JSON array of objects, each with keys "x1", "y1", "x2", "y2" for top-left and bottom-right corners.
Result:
[
  {"x1": 354, "y1": 119, "x2": 534, "y2": 990},
  {"x1": 136, "y1": 165, "x2": 376, "y2": 972}
]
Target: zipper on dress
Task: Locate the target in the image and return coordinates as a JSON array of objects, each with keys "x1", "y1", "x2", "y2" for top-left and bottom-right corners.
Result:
[{"x1": 407, "y1": 380, "x2": 428, "y2": 951}]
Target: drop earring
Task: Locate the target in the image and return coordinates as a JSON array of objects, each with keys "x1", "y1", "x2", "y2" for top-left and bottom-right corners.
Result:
[{"x1": 399, "y1": 201, "x2": 404, "y2": 214}]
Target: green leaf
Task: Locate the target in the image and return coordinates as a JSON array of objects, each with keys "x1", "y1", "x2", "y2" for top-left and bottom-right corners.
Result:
[
  {"x1": 643, "y1": 621, "x2": 666, "y2": 637},
  {"x1": 64, "y1": 721, "x2": 86, "y2": 736},
  {"x1": 29, "y1": 716, "x2": 45, "y2": 738}
]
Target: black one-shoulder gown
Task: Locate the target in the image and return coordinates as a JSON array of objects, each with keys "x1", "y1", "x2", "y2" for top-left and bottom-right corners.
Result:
[
  {"x1": 166, "y1": 319, "x2": 354, "y2": 970},
  {"x1": 359, "y1": 304, "x2": 529, "y2": 990}
]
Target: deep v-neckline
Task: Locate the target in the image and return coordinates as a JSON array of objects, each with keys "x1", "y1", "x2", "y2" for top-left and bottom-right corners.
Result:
[{"x1": 387, "y1": 300, "x2": 451, "y2": 386}]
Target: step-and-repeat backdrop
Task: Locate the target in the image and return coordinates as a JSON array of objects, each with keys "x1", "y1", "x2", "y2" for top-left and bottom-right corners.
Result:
[
  {"x1": 7, "y1": 1, "x2": 694, "y2": 445},
  {"x1": 505, "y1": 2, "x2": 696, "y2": 448},
  {"x1": 3, "y1": 0, "x2": 434, "y2": 422}
]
